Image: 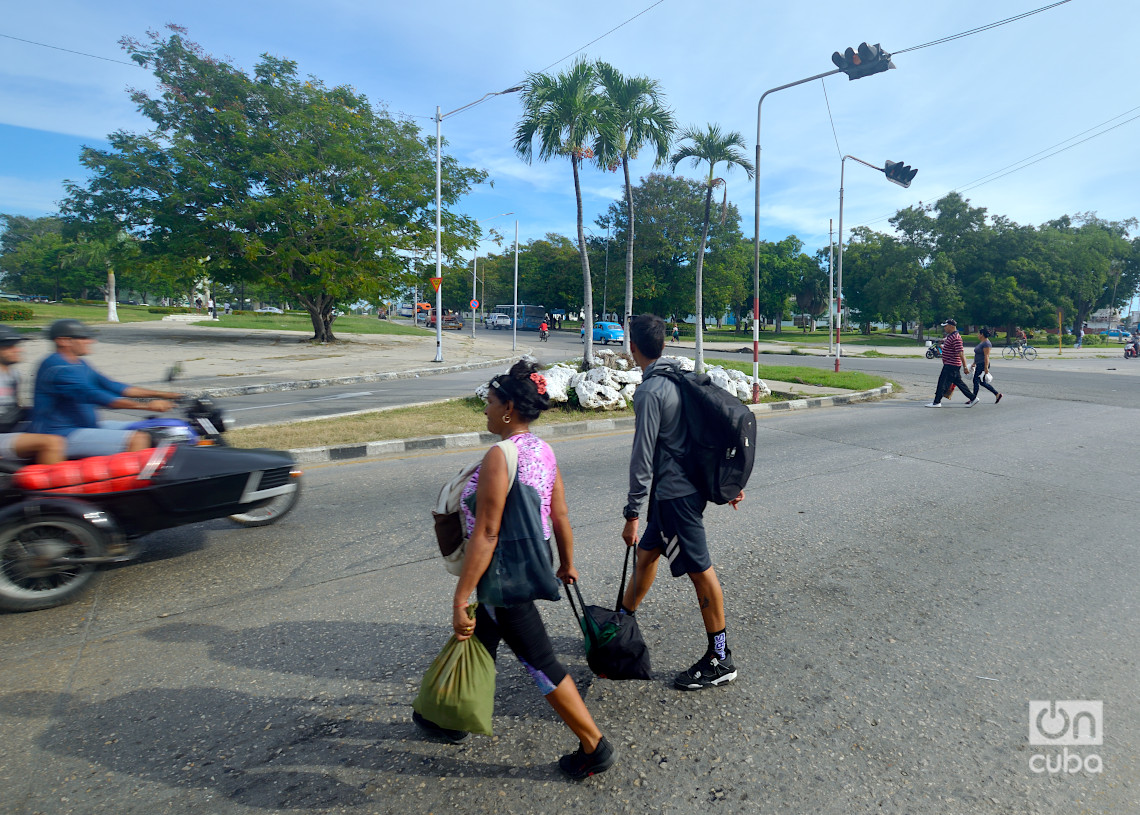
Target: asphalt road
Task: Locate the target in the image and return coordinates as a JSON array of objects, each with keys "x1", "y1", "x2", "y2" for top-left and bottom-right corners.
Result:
[{"x1": 1, "y1": 366, "x2": 1135, "y2": 814}]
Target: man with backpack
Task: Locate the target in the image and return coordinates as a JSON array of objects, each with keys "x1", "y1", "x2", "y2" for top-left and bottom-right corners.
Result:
[{"x1": 620, "y1": 313, "x2": 746, "y2": 690}]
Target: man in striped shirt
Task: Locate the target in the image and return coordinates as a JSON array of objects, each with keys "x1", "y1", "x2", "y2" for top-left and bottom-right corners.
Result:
[{"x1": 926, "y1": 319, "x2": 978, "y2": 408}]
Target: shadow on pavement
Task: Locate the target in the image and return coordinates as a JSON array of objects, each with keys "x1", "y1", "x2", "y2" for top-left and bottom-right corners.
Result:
[{"x1": 1, "y1": 619, "x2": 592, "y2": 810}]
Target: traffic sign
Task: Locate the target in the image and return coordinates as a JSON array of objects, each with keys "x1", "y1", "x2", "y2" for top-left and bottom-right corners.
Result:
[
  {"x1": 470, "y1": 299, "x2": 479, "y2": 309},
  {"x1": 430, "y1": 277, "x2": 442, "y2": 292}
]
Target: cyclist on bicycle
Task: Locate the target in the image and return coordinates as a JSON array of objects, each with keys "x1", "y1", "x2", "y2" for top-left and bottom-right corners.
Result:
[{"x1": 539, "y1": 319, "x2": 549, "y2": 341}]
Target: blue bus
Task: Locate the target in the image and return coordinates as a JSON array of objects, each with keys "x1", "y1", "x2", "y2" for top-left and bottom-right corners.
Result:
[{"x1": 491, "y1": 304, "x2": 546, "y2": 331}]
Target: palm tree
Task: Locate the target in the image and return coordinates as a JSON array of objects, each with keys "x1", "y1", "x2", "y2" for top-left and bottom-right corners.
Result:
[
  {"x1": 670, "y1": 124, "x2": 754, "y2": 372},
  {"x1": 514, "y1": 59, "x2": 613, "y2": 369},
  {"x1": 594, "y1": 62, "x2": 675, "y2": 353}
]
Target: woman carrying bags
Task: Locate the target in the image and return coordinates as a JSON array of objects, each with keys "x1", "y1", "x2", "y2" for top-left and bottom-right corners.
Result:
[
  {"x1": 414, "y1": 359, "x2": 615, "y2": 779},
  {"x1": 971, "y1": 327, "x2": 1003, "y2": 404}
]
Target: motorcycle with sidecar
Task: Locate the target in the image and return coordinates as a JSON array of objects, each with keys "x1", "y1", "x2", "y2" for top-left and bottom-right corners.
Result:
[{"x1": 0, "y1": 396, "x2": 300, "y2": 612}]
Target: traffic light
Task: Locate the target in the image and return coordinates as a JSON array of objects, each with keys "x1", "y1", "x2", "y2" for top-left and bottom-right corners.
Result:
[
  {"x1": 883, "y1": 160, "x2": 918, "y2": 188},
  {"x1": 830, "y1": 42, "x2": 894, "y2": 80}
]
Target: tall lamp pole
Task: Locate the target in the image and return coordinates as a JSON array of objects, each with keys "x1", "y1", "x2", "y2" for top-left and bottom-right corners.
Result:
[
  {"x1": 470, "y1": 212, "x2": 514, "y2": 339},
  {"x1": 433, "y1": 85, "x2": 522, "y2": 362},
  {"x1": 836, "y1": 155, "x2": 917, "y2": 371},
  {"x1": 751, "y1": 42, "x2": 895, "y2": 401}
]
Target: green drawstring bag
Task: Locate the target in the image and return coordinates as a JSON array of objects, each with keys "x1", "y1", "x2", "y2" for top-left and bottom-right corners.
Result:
[{"x1": 412, "y1": 610, "x2": 496, "y2": 736}]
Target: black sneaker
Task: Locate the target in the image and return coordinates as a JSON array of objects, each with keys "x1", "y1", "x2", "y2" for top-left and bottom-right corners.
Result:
[
  {"x1": 558, "y1": 736, "x2": 615, "y2": 779},
  {"x1": 674, "y1": 650, "x2": 737, "y2": 690},
  {"x1": 412, "y1": 710, "x2": 469, "y2": 744}
]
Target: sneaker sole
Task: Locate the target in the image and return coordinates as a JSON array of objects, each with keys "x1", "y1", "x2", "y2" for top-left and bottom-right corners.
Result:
[{"x1": 674, "y1": 669, "x2": 737, "y2": 690}]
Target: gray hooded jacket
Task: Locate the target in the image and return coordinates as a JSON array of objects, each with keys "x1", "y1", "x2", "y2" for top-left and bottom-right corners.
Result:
[{"x1": 624, "y1": 357, "x2": 697, "y2": 518}]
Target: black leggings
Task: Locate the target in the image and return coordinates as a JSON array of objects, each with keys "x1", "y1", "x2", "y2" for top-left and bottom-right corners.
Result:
[
  {"x1": 973, "y1": 370, "x2": 999, "y2": 397},
  {"x1": 475, "y1": 601, "x2": 567, "y2": 695}
]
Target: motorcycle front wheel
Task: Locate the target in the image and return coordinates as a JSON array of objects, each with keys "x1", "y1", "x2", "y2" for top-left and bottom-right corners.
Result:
[
  {"x1": 0, "y1": 515, "x2": 105, "y2": 612},
  {"x1": 229, "y1": 482, "x2": 301, "y2": 528},
  {"x1": 925, "y1": 349, "x2": 936, "y2": 359}
]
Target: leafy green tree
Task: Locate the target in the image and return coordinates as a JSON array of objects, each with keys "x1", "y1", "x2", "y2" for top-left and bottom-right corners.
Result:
[
  {"x1": 794, "y1": 256, "x2": 829, "y2": 332},
  {"x1": 514, "y1": 59, "x2": 614, "y2": 367},
  {"x1": 1, "y1": 215, "x2": 68, "y2": 297},
  {"x1": 670, "y1": 124, "x2": 754, "y2": 371},
  {"x1": 600, "y1": 173, "x2": 701, "y2": 320},
  {"x1": 65, "y1": 27, "x2": 485, "y2": 342},
  {"x1": 1036, "y1": 214, "x2": 1138, "y2": 334},
  {"x1": 594, "y1": 61, "x2": 675, "y2": 351}
]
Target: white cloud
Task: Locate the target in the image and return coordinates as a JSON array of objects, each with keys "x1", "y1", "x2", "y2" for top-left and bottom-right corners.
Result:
[{"x1": 0, "y1": 176, "x2": 68, "y2": 215}]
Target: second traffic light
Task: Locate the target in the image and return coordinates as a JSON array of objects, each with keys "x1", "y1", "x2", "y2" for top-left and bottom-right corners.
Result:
[
  {"x1": 883, "y1": 160, "x2": 918, "y2": 188},
  {"x1": 831, "y1": 42, "x2": 894, "y2": 80}
]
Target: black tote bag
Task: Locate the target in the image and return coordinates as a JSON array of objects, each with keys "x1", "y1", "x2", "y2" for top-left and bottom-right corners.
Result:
[
  {"x1": 476, "y1": 467, "x2": 561, "y2": 608},
  {"x1": 566, "y1": 548, "x2": 652, "y2": 680}
]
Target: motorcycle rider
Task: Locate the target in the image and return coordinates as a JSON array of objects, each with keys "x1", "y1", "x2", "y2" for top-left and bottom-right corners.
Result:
[
  {"x1": 540, "y1": 319, "x2": 549, "y2": 340},
  {"x1": 30, "y1": 319, "x2": 183, "y2": 459},
  {"x1": 0, "y1": 326, "x2": 66, "y2": 465}
]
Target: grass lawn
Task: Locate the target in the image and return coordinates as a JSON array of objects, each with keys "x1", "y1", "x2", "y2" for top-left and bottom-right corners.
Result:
[
  {"x1": 192, "y1": 313, "x2": 429, "y2": 336},
  {"x1": 707, "y1": 357, "x2": 888, "y2": 391},
  {"x1": 9, "y1": 302, "x2": 167, "y2": 332}
]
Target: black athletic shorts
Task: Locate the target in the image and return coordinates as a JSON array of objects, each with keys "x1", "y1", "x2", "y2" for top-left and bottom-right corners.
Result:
[{"x1": 638, "y1": 491, "x2": 710, "y2": 578}]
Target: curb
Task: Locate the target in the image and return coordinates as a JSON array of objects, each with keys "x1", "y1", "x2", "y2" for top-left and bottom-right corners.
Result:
[
  {"x1": 192, "y1": 356, "x2": 522, "y2": 398},
  {"x1": 288, "y1": 383, "x2": 893, "y2": 464}
]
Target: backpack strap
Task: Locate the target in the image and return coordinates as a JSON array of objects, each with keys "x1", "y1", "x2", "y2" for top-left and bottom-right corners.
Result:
[{"x1": 494, "y1": 438, "x2": 519, "y2": 485}]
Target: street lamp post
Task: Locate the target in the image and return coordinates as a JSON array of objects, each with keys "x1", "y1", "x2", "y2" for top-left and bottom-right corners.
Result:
[
  {"x1": 470, "y1": 212, "x2": 514, "y2": 339},
  {"x1": 835, "y1": 154, "x2": 917, "y2": 371},
  {"x1": 751, "y1": 42, "x2": 895, "y2": 401},
  {"x1": 433, "y1": 85, "x2": 522, "y2": 362}
]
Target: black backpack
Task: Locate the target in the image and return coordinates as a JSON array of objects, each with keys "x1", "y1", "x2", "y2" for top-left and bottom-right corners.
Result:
[{"x1": 648, "y1": 365, "x2": 757, "y2": 505}]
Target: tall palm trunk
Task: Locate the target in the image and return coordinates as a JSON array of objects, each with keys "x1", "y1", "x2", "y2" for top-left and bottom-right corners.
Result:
[
  {"x1": 574, "y1": 157, "x2": 593, "y2": 368},
  {"x1": 694, "y1": 180, "x2": 714, "y2": 373},
  {"x1": 622, "y1": 155, "x2": 635, "y2": 354}
]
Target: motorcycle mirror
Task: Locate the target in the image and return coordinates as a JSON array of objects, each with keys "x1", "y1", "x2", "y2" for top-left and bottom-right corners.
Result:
[{"x1": 166, "y1": 362, "x2": 183, "y2": 383}]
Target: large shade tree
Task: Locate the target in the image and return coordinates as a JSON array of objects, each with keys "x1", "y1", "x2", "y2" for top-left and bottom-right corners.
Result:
[
  {"x1": 514, "y1": 58, "x2": 614, "y2": 368},
  {"x1": 670, "y1": 124, "x2": 753, "y2": 372},
  {"x1": 594, "y1": 61, "x2": 675, "y2": 352},
  {"x1": 64, "y1": 26, "x2": 485, "y2": 342}
]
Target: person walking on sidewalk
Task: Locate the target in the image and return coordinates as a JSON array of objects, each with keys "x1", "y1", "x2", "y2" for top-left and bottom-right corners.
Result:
[
  {"x1": 926, "y1": 319, "x2": 978, "y2": 408},
  {"x1": 416, "y1": 359, "x2": 614, "y2": 779},
  {"x1": 619, "y1": 314, "x2": 745, "y2": 690},
  {"x1": 971, "y1": 328, "x2": 1003, "y2": 404}
]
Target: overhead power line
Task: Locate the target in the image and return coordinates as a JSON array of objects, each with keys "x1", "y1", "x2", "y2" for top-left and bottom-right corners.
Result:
[
  {"x1": 537, "y1": 0, "x2": 667, "y2": 73},
  {"x1": 460, "y1": 0, "x2": 669, "y2": 116},
  {"x1": 0, "y1": 32, "x2": 137, "y2": 67},
  {"x1": 894, "y1": 0, "x2": 1074, "y2": 54},
  {"x1": 849, "y1": 105, "x2": 1140, "y2": 233}
]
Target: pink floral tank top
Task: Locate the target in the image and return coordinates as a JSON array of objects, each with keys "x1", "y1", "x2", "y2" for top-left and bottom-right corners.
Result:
[{"x1": 460, "y1": 433, "x2": 558, "y2": 540}]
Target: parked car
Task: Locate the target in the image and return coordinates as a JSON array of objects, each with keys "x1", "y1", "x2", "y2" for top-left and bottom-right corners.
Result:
[
  {"x1": 583, "y1": 321, "x2": 625, "y2": 345},
  {"x1": 486, "y1": 313, "x2": 512, "y2": 329},
  {"x1": 428, "y1": 312, "x2": 464, "y2": 330},
  {"x1": 1099, "y1": 329, "x2": 1131, "y2": 339},
  {"x1": 254, "y1": 307, "x2": 284, "y2": 314}
]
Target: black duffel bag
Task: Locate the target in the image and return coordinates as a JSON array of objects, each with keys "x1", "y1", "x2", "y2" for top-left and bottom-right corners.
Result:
[{"x1": 566, "y1": 547, "x2": 652, "y2": 680}]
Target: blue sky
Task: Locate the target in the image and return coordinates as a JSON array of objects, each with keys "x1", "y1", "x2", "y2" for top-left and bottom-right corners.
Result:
[{"x1": 1, "y1": 0, "x2": 1136, "y2": 260}]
